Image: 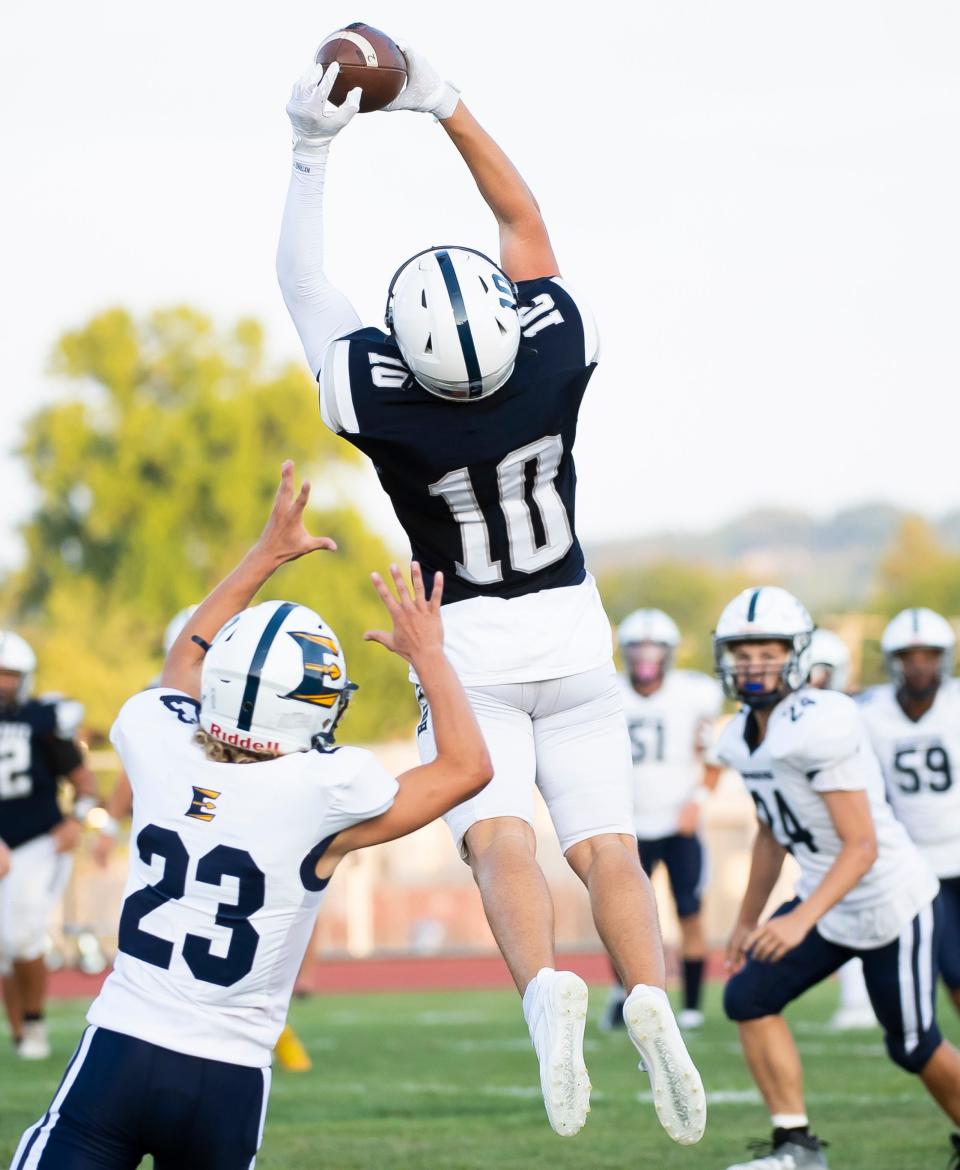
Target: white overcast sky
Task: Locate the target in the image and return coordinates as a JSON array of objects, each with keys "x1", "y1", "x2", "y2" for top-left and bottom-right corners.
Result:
[{"x1": 2, "y1": 1, "x2": 959, "y2": 569}]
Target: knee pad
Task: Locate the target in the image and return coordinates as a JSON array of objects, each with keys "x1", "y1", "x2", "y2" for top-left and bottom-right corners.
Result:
[{"x1": 885, "y1": 1024, "x2": 943, "y2": 1073}]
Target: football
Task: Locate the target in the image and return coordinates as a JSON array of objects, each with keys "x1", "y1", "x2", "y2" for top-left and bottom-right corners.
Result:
[{"x1": 315, "y1": 23, "x2": 407, "y2": 113}]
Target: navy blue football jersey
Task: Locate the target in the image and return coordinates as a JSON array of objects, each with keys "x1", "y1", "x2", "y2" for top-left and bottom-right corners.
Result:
[
  {"x1": 319, "y1": 277, "x2": 599, "y2": 605},
  {"x1": 0, "y1": 700, "x2": 83, "y2": 848}
]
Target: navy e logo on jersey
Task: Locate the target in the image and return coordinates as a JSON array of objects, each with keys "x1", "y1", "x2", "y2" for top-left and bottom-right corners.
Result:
[
  {"x1": 160, "y1": 695, "x2": 201, "y2": 725},
  {"x1": 185, "y1": 787, "x2": 220, "y2": 822},
  {"x1": 284, "y1": 632, "x2": 342, "y2": 709}
]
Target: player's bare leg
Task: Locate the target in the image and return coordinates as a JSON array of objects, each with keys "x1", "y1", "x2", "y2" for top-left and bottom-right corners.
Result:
[
  {"x1": 11, "y1": 957, "x2": 50, "y2": 1059},
  {"x1": 466, "y1": 818, "x2": 590, "y2": 1137},
  {"x1": 738, "y1": 1016, "x2": 806, "y2": 1116},
  {"x1": 465, "y1": 818, "x2": 555, "y2": 993},
  {"x1": 919, "y1": 1041, "x2": 960, "y2": 1124},
  {"x1": 565, "y1": 834, "x2": 665, "y2": 989},
  {"x1": 678, "y1": 912, "x2": 707, "y2": 1027},
  {"x1": 951, "y1": 989, "x2": 960, "y2": 1016},
  {"x1": 2, "y1": 974, "x2": 23, "y2": 1045},
  {"x1": 566, "y1": 833, "x2": 705, "y2": 1144}
]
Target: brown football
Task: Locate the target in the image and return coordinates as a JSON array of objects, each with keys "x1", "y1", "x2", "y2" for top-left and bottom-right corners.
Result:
[{"x1": 315, "y1": 23, "x2": 407, "y2": 113}]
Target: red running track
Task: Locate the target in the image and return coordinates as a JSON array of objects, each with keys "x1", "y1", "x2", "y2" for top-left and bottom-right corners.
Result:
[{"x1": 49, "y1": 951, "x2": 727, "y2": 999}]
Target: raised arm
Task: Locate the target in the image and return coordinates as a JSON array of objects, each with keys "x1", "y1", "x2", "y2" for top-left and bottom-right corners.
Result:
[
  {"x1": 277, "y1": 62, "x2": 364, "y2": 377},
  {"x1": 161, "y1": 462, "x2": 336, "y2": 697},
  {"x1": 316, "y1": 563, "x2": 492, "y2": 870},
  {"x1": 384, "y1": 44, "x2": 558, "y2": 282}
]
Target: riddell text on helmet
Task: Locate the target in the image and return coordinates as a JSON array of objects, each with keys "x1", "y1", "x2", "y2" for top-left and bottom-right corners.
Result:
[{"x1": 208, "y1": 723, "x2": 280, "y2": 754}]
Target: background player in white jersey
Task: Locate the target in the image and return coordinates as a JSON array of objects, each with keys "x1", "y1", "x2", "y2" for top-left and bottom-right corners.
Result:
[
  {"x1": 806, "y1": 629, "x2": 878, "y2": 1032},
  {"x1": 603, "y1": 609, "x2": 722, "y2": 1032},
  {"x1": 0, "y1": 631, "x2": 99, "y2": 1061},
  {"x1": 858, "y1": 606, "x2": 960, "y2": 1015},
  {"x1": 275, "y1": 45, "x2": 705, "y2": 1144},
  {"x1": 11, "y1": 462, "x2": 493, "y2": 1170},
  {"x1": 715, "y1": 587, "x2": 960, "y2": 1170}
]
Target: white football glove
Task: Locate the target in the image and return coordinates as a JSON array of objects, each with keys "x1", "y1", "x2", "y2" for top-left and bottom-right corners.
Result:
[
  {"x1": 286, "y1": 61, "x2": 362, "y2": 150},
  {"x1": 383, "y1": 41, "x2": 460, "y2": 120}
]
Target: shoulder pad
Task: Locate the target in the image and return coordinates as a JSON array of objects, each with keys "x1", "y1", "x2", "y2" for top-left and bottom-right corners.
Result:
[{"x1": 773, "y1": 689, "x2": 860, "y2": 774}]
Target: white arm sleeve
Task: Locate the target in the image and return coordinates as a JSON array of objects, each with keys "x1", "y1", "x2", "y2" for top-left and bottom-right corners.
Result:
[{"x1": 276, "y1": 144, "x2": 363, "y2": 378}]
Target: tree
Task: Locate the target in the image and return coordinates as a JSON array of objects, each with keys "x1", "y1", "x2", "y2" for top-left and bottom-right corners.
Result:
[
  {"x1": 7, "y1": 307, "x2": 412, "y2": 741},
  {"x1": 872, "y1": 516, "x2": 960, "y2": 620},
  {"x1": 598, "y1": 559, "x2": 752, "y2": 674}
]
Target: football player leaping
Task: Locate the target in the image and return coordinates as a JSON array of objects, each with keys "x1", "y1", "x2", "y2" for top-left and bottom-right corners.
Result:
[
  {"x1": 715, "y1": 587, "x2": 960, "y2": 1170},
  {"x1": 602, "y1": 609, "x2": 723, "y2": 1032},
  {"x1": 276, "y1": 48, "x2": 705, "y2": 1143},
  {"x1": 0, "y1": 632, "x2": 100, "y2": 1061},
  {"x1": 858, "y1": 608, "x2": 960, "y2": 1017},
  {"x1": 12, "y1": 462, "x2": 492, "y2": 1169}
]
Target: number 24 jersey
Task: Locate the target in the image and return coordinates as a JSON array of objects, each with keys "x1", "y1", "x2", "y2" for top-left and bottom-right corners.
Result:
[
  {"x1": 717, "y1": 687, "x2": 936, "y2": 949},
  {"x1": 88, "y1": 689, "x2": 398, "y2": 1068},
  {"x1": 318, "y1": 277, "x2": 612, "y2": 687},
  {"x1": 857, "y1": 679, "x2": 960, "y2": 878}
]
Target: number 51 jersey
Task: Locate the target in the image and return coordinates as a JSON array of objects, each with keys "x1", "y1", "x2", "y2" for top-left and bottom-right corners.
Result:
[
  {"x1": 717, "y1": 687, "x2": 937, "y2": 949},
  {"x1": 319, "y1": 277, "x2": 612, "y2": 687},
  {"x1": 88, "y1": 689, "x2": 398, "y2": 1068},
  {"x1": 857, "y1": 679, "x2": 960, "y2": 878}
]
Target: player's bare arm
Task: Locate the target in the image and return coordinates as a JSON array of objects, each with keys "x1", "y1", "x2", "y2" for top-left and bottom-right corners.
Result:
[
  {"x1": 747, "y1": 789, "x2": 878, "y2": 964},
  {"x1": 726, "y1": 822, "x2": 787, "y2": 972},
  {"x1": 316, "y1": 563, "x2": 492, "y2": 875},
  {"x1": 161, "y1": 461, "x2": 336, "y2": 697},
  {"x1": 49, "y1": 759, "x2": 99, "y2": 854},
  {"x1": 438, "y1": 102, "x2": 559, "y2": 282}
]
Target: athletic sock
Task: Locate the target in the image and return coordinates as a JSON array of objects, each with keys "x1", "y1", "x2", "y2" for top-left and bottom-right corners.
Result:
[
  {"x1": 682, "y1": 958, "x2": 704, "y2": 1011},
  {"x1": 522, "y1": 967, "x2": 554, "y2": 1026},
  {"x1": 771, "y1": 1113, "x2": 809, "y2": 1133},
  {"x1": 23, "y1": 1012, "x2": 43, "y2": 1024}
]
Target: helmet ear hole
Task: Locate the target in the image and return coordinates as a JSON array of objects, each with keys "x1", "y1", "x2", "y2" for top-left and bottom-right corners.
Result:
[
  {"x1": 424, "y1": 334, "x2": 433, "y2": 354},
  {"x1": 421, "y1": 289, "x2": 427, "y2": 308},
  {"x1": 496, "y1": 319, "x2": 508, "y2": 336},
  {"x1": 478, "y1": 275, "x2": 488, "y2": 292}
]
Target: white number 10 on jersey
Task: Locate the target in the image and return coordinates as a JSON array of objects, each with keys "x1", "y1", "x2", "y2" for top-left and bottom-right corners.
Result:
[{"x1": 429, "y1": 434, "x2": 573, "y2": 584}]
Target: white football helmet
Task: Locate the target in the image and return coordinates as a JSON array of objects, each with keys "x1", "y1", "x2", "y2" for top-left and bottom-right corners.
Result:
[
  {"x1": 881, "y1": 607, "x2": 956, "y2": 685},
  {"x1": 617, "y1": 608, "x2": 682, "y2": 652},
  {"x1": 807, "y1": 628, "x2": 851, "y2": 693},
  {"x1": 713, "y1": 586, "x2": 813, "y2": 706},
  {"x1": 0, "y1": 631, "x2": 36, "y2": 703},
  {"x1": 163, "y1": 605, "x2": 198, "y2": 655},
  {"x1": 200, "y1": 601, "x2": 356, "y2": 755},
  {"x1": 385, "y1": 246, "x2": 521, "y2": 402}
]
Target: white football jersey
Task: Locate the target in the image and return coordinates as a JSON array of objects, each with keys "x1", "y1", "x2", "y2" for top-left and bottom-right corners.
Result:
[
  {"x1": 857, "y1": 679, "x2": 960, "y2": 878},
  {"x1": 619, "y1": 670, "x2": 723, "y2": 839},
  {"x1": 433, "y1": 574, "x2": 613, "y2": 687},
  {"x1": 717, "y1": 687, "x2": 937, "y2": 949},
  {"x1": 88, "y1": 689, "x2": 398, "y2": 1067}
]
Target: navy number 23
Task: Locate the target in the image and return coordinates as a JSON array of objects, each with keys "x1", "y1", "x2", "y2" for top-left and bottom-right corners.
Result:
[{"x1": 118, "y1": 824, "x2": 265, "y2": 987}]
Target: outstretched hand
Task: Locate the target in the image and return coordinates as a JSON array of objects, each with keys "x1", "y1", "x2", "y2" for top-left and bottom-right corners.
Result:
[
  {"x1": 365, "y1": 562, "x2": 444, "y2": 665},
  {"x1": 256, "y1": 461, "x2": 337, "y2": 565},
  {"x1": 287, "y1": 61, "x2": 362, "y2": 148},
  {"x1": 383, "y1": 41, "x2": 459, "y2": 120}
]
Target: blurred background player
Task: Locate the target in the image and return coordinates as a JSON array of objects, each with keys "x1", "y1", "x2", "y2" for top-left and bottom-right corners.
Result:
[
  {"x1": 603, "y1": 609, "x2": 722, "y2": 1032},
  {"x1": 806, "y1": 628, "x2": 878, "y2": 1032},
  {"x1": 0, "y1": 630, "x2": 99, "y2": 1060},
  {"x1": 715, "y1": 588, "x2": 958, "y2": 1170},
  {"x1": 275, "y1": 44, "x2": 705, "y2": 1146},
  {"x1": 12, "y1": 462, "x2": 492, "y2": 1169},
  {"x1": 91, "y1": 604, "x2": 314, "y2": 1073},
  {"x1": 859, "y1": 607, "x2": 960, "y2": 1014}
]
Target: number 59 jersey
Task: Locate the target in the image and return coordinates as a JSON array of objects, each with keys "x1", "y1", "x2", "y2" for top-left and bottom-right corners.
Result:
[
  {"x1": 857, "y1": 680, "x2": 960, "y2": 878},
  {"x1": 717, "y1": 687, "x2": 937, "y2": 949},
  {"x1": 88, "y1": 689, "x2": 398, "y2": 1068},
  {"x1": 319, "y1": 277, "x2": 613, "y2": 688}
]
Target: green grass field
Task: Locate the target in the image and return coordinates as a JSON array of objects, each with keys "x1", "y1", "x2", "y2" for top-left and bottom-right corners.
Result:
[{"x1": 1, "y1": 982, "x2": 956, "y2": 1169}]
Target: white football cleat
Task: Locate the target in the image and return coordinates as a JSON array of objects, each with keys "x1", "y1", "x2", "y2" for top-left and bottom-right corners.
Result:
[
  {"x1": 18, "y1": 1020, "x2": 51, "y2": 1060},
  {"x1": 624, "y1": 985, "x2": 706, "y2": 1145},
  {"x1": 526, "y1": 969, "x2": 591, "y2": 1138},
  {"x1": 677, "y1": 1008, "x2": 705, "y2": 1030}
]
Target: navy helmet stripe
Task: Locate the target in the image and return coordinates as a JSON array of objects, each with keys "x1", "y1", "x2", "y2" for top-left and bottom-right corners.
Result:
[
  {"x1": 237, "y1": 602, "x2": 296, "y2": 732},
  {"x1": 434, "y1": 249, "x2": 484, "y2": 397},
  {"x1": 746, "y1": 588, "x2": 762, "y2": 622}
]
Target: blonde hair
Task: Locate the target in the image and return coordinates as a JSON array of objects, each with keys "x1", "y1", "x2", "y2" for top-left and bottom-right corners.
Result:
[{"x1": 194, "y1": 728, "x2": 277, "y2": 765}]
